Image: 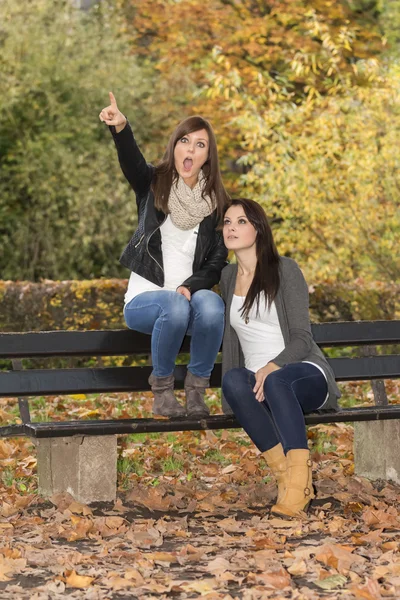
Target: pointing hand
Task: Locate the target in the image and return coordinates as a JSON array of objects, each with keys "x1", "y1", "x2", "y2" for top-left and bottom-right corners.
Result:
[{"x1": 99, "y1": 92, "x2": 127, "y2": 130}]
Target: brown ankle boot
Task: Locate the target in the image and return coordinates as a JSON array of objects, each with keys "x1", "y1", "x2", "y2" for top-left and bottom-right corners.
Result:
[
  {"x1": 271, "y1": 449, "x2": 314, "y2": 518},
  {"x1": 184, "y1": 371, "x2": 210, "y2": 417},
  {"x1": 262, "y1": 443, "x2": 287, "y2": 504},
  {"x1": 148, "y1": 374, "x2": 186, "y2": 417}
]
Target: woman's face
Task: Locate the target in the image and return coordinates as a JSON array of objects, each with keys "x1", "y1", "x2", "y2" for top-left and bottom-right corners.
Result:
[
  {"x1": 174, "y1": 129, "x2": 209, "y2": 188},
  {"x1": 223, "y1": 205, "x2": 257, "y2": 251}
]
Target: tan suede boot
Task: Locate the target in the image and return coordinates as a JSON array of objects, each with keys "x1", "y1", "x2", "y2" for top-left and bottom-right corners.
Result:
[
  {"x1": 184, "y1": 371, "x2": 210, "y2": 417},
  {"x1": 270, "y1": 449, "x2": 314, "y2": 518},
  {"x1": 148, "y1": 374, "x2": 186, "y2": 417},
  {"x1": 262, "y1": 443, "x2": 287, "y2": 504}
]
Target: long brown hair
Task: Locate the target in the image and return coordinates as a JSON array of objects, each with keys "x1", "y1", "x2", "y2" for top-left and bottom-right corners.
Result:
[
  {"x1": 227, "y1": 198, "x2": 280, "y2": 320},
  {"x1": 152, "y1": 116, "x2": 230, "y2": 221}
]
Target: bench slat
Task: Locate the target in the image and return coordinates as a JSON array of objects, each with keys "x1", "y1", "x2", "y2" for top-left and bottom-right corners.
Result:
[
  {"x1": 328, "y1": 356, "x2": 400, "y2": 381},
  {"x1": 1, "y1": 321, "x2": 399, "y2": 358},
  {"x1": 3, "y1": 405, "x2": 396, "y2": 438},
  {"x1": 1, "y1": 357, "x2": 399, "y2": 398},
  {"x1": 0, "y1": 330, "x2": 161, "y2": 358},
  {"x1": 311, "y1": 320, "x2": 400, "y2": 346}
]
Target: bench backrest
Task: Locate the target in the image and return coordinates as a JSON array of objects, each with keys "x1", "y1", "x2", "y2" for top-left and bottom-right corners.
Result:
[
  {"x1": 0, "y1": 321, "x2": 400, "y2": 396},
  {"x1": 0, "y1": 321, "x2": 399, "y2": 398}
]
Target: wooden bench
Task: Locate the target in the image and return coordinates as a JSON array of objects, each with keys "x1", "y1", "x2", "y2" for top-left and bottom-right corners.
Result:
[{"x1": 1, "y1": 320, "x2": 399, "y2": 503}]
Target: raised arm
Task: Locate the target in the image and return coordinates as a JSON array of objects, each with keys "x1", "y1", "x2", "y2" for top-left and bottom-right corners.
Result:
[{"x1": 99, "y1": 92, "x2": 153, "y2": 198}]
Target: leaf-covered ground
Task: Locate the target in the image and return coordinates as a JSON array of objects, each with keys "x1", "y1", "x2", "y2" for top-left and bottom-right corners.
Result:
[{"x1": 1, "y1": 382, "x2": 400, "y2": 599}]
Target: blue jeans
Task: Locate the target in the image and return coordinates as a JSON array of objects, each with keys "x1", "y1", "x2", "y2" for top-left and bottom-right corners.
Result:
[
  {"x1": 124, "y1": 289, "x2": 224, "y2": 378},
  {"x1": 222, "y1": 363, "x2": 328, "y2": 453}
]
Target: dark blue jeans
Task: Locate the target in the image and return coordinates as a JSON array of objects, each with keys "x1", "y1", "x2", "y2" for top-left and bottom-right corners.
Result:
[
  {"x1": 222, "y1": 363, "x2": 328, "y2": 453},
  {"x1": 124, "y1": 289, "x2": 224, "y2": 378}
]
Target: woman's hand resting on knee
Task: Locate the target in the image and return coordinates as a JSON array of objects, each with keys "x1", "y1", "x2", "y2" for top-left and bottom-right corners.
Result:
[
  {"x1": 253, "y1": 362, "x2": 281, "y2": 402},
  {"x1": 176, "y1": 286, "x2": 191, "y2": 301}
]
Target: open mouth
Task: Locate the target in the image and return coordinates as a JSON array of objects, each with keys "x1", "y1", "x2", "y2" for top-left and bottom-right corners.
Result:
[{"x1": 183, "y1": 158, "x2": 193, "y2": 172}]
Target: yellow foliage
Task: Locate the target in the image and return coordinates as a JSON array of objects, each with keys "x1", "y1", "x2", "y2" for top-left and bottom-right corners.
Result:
[{"x1": 235, "y1": 68, "x2": 400, "y2": 283}]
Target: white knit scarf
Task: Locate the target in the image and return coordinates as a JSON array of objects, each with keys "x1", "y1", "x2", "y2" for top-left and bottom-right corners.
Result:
[{"x1": 168, "y1": 170, "x2": 215, "y2": 230}]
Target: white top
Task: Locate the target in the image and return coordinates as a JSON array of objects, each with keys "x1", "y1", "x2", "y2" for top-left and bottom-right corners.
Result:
[
  {"x1": 124, "y1": 216, "x2": 198, "y2": 305},
  {"x1": 230, "y1": 294, "x2": 328, "y2": 392},
  {"x1": 230, "y1": 295, "x2": 285, "y2": 373}
]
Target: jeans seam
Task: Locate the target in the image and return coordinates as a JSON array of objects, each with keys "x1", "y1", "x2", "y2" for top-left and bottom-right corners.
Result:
[
  {"x1": 267, "y1": 373, "x2": 326, "y2": 412},
  {"x1": 153, "y1": 312, "x2": 163, "y2": 376},
  {"x1": 289, "y1": 374, "x2": 327, "y2": 412},
  {"x1": 262, "y1": 398, "x2": 288, "y2": 454},
  {"x1": 264, "y1": 372, "x2": 325, "y2": 451},
  {"x1": 125, "y1": 300, "x2": 188, "y2": 378},
  {"x1": 187, "y1": 293, "x2": 224, "y2": 378}
]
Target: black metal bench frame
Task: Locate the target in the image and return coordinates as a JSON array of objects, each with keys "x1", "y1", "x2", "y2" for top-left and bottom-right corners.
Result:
[{"x1": 1, "y1": 320, "x2": 399, "y2": 440}]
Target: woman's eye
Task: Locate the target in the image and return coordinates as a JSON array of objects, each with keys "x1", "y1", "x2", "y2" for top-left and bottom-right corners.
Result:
[
  {"x1": 239, "y1": 219, "x2": 247, "y2": 224},
  {"x1": 223, "y1": 220, "x2": 230, "y2": 225},
  {"x1": 197, "y1": 142, "x2": 205, "y2": 148},
  {"x1": 180, "y1": 137, "x2": 188, "y2": 143}
]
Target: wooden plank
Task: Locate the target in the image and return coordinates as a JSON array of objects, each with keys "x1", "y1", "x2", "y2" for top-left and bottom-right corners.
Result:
[
  {"x1": 22, "y1": 405, "x2": 400, "y2": 438},
  {"x1": 311, "y1": 320, "x2": 400, "y2": 346},
  {"x1": 327, "y1": 356, "x2": 400, "y2": 381},
  {"x1": 0, "y1": 329, "x2": 186, "y2": 358},
  {"x1": 0, "y1": 330, "x2": 153, "y2": 358},
  {"x1": 0, "y1": 364, "x2": 218, "y2": 397},
  {"x1": 1, "y1": 357, "x2": 399, "y2": 398},
  {"x1": 1, "y1": 321, "x2": 399, "y2": 358},
  {"x1": 0, "y1": 424, "x2": 27, "y2": 438}
]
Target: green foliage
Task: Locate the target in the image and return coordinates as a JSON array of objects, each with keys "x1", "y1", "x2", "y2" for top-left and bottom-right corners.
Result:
[
  {"x1": 0, "y1": 0, "x2": 153, "y2": 280},
  {"x1": 0, "y1": 278, "x2": 127, "y2": 331},
  {"x1": 379, "y1": 0, "x2": 400, "y2": 54},
  {"x1": 0, "y1": 278, "x2": 398, "y2": 333}
]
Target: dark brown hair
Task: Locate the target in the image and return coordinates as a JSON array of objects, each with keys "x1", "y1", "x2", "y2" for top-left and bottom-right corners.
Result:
[
  {"x1": 152, "y1": 116, "x2": 230, "y2": 221},
  {"x1": 226, "y1": 198, "x2": 280, "y2": 320}
]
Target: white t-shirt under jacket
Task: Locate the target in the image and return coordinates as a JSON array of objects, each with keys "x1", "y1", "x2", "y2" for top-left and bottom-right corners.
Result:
[{"x1": 124, "y1": 216, "x2": 198, "y2": 304}]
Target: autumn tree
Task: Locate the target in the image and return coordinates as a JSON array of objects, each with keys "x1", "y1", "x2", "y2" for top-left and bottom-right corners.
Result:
[
  {"x1": 236, "y1": 74, "x2": 400, "y2": 283},
  {"x1": 118, "y1": 0, "x2": 400, "y2": 283},
  {"x1": 120, "y1": 0, "x2": 383, "y2": 159}
]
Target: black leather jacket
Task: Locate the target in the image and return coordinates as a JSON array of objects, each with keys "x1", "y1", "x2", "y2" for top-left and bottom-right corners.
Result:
[{"x1": 111, "y1": 123, "x2": 228, "y2": 293}]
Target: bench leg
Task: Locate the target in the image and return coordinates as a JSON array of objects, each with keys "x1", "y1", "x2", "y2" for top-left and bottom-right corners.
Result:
[
  {"x1": 36, "y1": 435, "x2": 117, "y2": 504},
  {"x1": 354, "y1": 421, "x2": 400, "y2": 485}
]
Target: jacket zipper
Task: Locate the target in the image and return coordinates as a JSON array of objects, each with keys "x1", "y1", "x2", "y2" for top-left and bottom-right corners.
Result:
[
  {"x1": 146, "y1": 216, "x2": 167, "y2": 273},
  {"x1": 134, "y1": 234, "x2": 145, "y2": 248}
]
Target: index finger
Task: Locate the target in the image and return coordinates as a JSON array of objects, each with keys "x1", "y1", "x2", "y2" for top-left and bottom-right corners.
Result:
[
  {"x1": 109, "y1": 91, "x2": 117, "y2": 107},
  {"x1": 253, "y1": 377, "x2": 261, "y2": 394}
]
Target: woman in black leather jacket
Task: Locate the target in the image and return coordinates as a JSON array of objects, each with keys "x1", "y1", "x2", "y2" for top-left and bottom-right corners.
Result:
[{"x1": 100, "y1": 93, "x2": 230, "y2": 417}]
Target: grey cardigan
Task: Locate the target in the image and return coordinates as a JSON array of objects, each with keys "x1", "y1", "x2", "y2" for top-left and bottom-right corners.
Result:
[{"x1": 219, "y1": 257, "x2": 341, "y2": 414}]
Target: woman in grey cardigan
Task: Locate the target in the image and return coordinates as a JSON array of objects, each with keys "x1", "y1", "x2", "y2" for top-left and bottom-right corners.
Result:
[{"x1": 220, "y1": 199, "x2": 341, "y2": 518}]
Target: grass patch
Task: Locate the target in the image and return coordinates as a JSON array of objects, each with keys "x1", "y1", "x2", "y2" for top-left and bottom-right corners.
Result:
[
  {"x1": 117, "y1": 457, "x2": 145, "y2": 477},
  {"x1": 117, "y1": 456, "x2": 145, "y2": 489},
  {"x1": 338, "y1": 381, "x2": 374, "y2": 409},
  {"x1": 1, "y1": 466, "x2": 34, "y2": 493},
  {"x1": 1, "y1": 467, "x2": 15, "y2": 487},
  {"x1": 160, "y1": 456, "x2": 185, "y2": 473},
  {"x1": 29, "y1": 396, "x2": 53, "y2": 422},
  {"x1": 123, "y1": 432, "x2": 162, "y2": 444},
  {"x1": 202, "y1": 448, "x2": 232, "y2": 466},
  {"x1": 310, "y1": 430, "x2": 337, "y2": 454}
]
